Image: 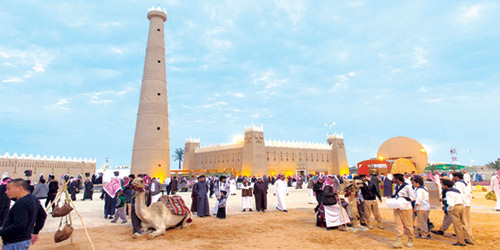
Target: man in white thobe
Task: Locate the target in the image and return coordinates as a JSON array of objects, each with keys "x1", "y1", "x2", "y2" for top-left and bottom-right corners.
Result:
[
  {"x1": 273, "y1": 175, "x2": 289, "y2": 212},
  {"x1": 491, "y1": 171, "x2": 500, "y2": 211}
]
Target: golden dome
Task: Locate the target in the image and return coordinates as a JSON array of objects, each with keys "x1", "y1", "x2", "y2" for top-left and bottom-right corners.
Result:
[
  {"x1": 377, "y1": 136, "x2": 427, "y2": 174},
  {"x1": 390, "y1": 158, "x2": 417, "y2": 175}
]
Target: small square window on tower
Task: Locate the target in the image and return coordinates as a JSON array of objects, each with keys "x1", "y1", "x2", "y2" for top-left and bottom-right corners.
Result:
[
  {"x1": 157, "y1": 60, "x2": 161, "y2": 63},
  {"x1": 157, "y1": 28, "x2": 160, "y2": 31},
  {"x1": 157, "y1": 93, "x2": 161, "y2": 96},
  {"x1": 157, "y1": 127, "x2": 160, "y2": 130},
  {"x1": 158, "y1": 164, "x2": 161, "y2": 167}
]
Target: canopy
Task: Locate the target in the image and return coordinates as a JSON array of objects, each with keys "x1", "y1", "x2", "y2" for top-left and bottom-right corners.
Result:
[{"x1": 426, "y1": 164, "x2": 465, "y2": 171}]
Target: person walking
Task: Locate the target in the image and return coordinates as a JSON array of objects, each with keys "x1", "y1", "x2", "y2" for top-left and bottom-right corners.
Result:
[
  {"x1": 307, "y1": 175, "x2": 316, "y2": 204},
  {"x1": 491, "y1": 170, "x2": 500, "y2": 211},
  {"x1": 359, "y1": 174, "x2": 384, "y2": 229},
  {"x1": 413, "y1": 177, "x2": 431, "y2": 239},
  {"x1": 111, "y1": 191, "x2": 128, "y2": 224},
  {"x1": 391, "y1": 173, "x2": 415, "y2": 248},
  {"x1": 442, "y1": 179, "x2": 474, "y2": 246},
  {"x1": 45, "y1": 174, "x2": 58, "y2": 213},
  {"x1": 274, "y1": 175, "x2": 289, "y2": 212},
  {"x1": 0, "y1": 179, "x2": 47, "y2": 248}
]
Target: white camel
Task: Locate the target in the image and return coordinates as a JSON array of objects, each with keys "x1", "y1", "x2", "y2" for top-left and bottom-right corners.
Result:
[{"x1": 131, "y1": 178, "x2": 193, "y2": 239}]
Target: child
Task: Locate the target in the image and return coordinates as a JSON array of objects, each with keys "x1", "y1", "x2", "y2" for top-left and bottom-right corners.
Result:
[
  {"x1": 217, "y1": 190, "x2": 227, "y2": 219},
  {"x1": 111, "y1": 191, "x2": 128, "y2": 224},
  {"x1": 413, "y1": 177, "x2": 430, "y2": 239},
  {"x1": 442, "y1": 180, "x2": 474, "y2": 246}
]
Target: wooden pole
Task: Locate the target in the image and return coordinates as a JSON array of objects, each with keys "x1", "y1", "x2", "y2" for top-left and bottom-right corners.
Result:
[
  {"x1": 45, "y1": 183, "x2": 65, "y2": 213},
  {"x1": 62, "y1": 183, "x2": 74, "y2": 245},
  {"x1": 48, "y1": 179, "x2": 96, "y2": 250},
  {"x1": 66, "y1": 197, "x2": 96, "y2": 250}
]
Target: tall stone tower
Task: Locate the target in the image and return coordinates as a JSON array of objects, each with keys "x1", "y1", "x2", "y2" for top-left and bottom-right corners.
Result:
[
  {"x1": 327, "y1": 133, "x2": 349, "y2": 176},
  {"x1": 241, "y1": 126, "x2": 267, "y2": 176},
  {"x1": 182, "y1": 138, "x2": 200, "y2": 171},
  {"x1": 131, "y1": 7, "x2": 170, "y2": 180}
]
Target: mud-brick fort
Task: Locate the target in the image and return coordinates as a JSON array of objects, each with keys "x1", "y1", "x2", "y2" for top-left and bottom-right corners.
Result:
[
  {"x1": 182, "y1": 126, "x2": 349, "y2": 177},
  {"x1": 0, "y1": 153, "x2": 96, "y2": 179}
]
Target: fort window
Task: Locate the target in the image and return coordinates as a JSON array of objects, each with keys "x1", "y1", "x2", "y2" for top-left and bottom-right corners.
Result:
[
  {"x1": 157, "y1": 93, "x2": 161, "y2": 96},
  {"x1": 158, "y1": 60, "x2": 161, "y2": 63},
  {"x1": 157, "y1": 28, "x2": 160, "y2": 31},
  {"x1": 157, "y1": 127, "x2": 160, "y2": 130}
]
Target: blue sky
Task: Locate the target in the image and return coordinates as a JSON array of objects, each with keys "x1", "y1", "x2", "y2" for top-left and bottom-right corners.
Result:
[{"x1": 1, "y1": 0, "x2": 499, "y2": 169}]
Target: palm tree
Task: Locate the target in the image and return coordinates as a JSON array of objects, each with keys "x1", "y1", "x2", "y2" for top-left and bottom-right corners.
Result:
[
  {"x1": 172, "y1": 148, "x2": 184, "y2": 170},
  {"x1": 486, "y1": 160, "x2": 500, "y2": 171}
]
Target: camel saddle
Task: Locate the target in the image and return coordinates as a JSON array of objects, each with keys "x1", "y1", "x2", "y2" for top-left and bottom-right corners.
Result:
[{"x1": 159, "y1": 195, "x2": 191, "y2": 215}]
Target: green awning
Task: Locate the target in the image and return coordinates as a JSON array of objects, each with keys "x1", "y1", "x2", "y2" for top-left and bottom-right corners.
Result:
[{"x1": 426, "y1": 164, "x2": 465, "y2": 171}]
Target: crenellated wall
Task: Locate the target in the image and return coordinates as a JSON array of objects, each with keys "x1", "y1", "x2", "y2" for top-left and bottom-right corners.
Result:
[
  {"x1": 0, "y1": 153, "x2": 96, "y2": 180},
  {"x1": 182, "y1": 127, "x2": 350, "y2": 176}
]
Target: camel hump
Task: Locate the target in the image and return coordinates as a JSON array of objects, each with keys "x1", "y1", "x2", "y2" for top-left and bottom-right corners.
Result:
[
  {"x1": 162, "y1": 195, "x2": 191, "y2": 215},
  {"x1": 158, "y1": 195, "x2": 169, "y2": 205}
]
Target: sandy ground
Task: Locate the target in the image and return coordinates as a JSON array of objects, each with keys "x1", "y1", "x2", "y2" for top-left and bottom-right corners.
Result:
[{"x1": 31, "y1": 187, "x2": 500, "y2": 250}]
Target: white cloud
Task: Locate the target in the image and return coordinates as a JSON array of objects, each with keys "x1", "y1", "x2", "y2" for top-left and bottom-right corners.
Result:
[
  {"x1": 412, "y1": 47, "x2": 428, "y2": 68},
  {"x1": 252, "y1": 70, "x2": 287, "y2": 89},
  {"x1": 45, "y1": 98, "x2": 71, "y2": 110},
  {"x1": 419, "y1": 86, "x2": 428, "y2": 93},
  {"x1": 275, "y1": 0, "x2": 306, "y2": 28},
  {"x1": 458, "y1": 5, "x2": 482, "y2": 24},
  {"x1": 205, "y1": 27, "x2": 225, "y2": 36},
  {"x1": 0, "y1": 47, "x2": 51, "y2": 82},
  {"x1": 2, "y1": 77, "x2": 23, "y2": 83},
  {"x1": 90, "y1": 99, "x2": 113, "y2": 104},
  {"x1": 232, "y1": 92, "x2": 244, "y2": 98},
  {"x1": 204, "y1": 27, "x2": 232, "y2": 50},
  {"x1": 201, "y1": 101, "x2": 227, "y2": 109},
  {"x1": 112, "y1": 48, "x2": 123, "y2": 55},
  {"x1": 85, "y1": 86, "x2": 133, "y2": 104},
  {"x1": 424, "y1": 98, "x2": 442, "y2": 103},
  {"x1": 331, "y1": 72, "x2": 355, "y2": 92}
]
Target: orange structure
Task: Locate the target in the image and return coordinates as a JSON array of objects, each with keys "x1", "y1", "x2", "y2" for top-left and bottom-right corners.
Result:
[
  {"x1": 357, "y1": 159, "x2": 390, "y2": 176},
  {"x1": 377, "y1": 136, "x2": 428, "y2": 174}
]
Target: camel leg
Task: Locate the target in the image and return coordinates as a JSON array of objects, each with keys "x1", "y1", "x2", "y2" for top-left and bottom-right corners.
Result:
[
  {"x1": 132, "y1": 229, "x2": 153, "y2": 239},
  {"x1": 181, "y1": 214, "x2": 193, "y2": 229},
  {"x1": 147, "y1": 226, "x2": 166, "y2": 240}
]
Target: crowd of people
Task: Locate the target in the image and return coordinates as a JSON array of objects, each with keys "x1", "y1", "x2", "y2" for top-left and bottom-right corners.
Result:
[
  {"x1": 305, "y1": 170, "x2": 480, "y2": 248},
  {"x1": 0, "y1": 168, "x2": 499, "y2": 248}
]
